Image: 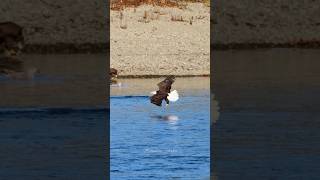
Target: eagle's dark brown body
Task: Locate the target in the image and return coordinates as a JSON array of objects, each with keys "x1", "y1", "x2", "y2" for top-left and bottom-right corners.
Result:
[{"x1": 150, "y1": 76, "x2": 175, "y2": 106}]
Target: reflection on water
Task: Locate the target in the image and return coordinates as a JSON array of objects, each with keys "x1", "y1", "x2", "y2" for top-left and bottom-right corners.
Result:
[
  {"x1": 151, "y1": 114, "x2": 179, "y2": 121},
  {"x1": 151, "y1": 115, "x2": 180, "y2": 126},
  {"x1": 213, "y1": 49, "x2": 320, "y2": 179},
  {"x1": 0, "y1": 54, "x2": 107, "y2": 108}
]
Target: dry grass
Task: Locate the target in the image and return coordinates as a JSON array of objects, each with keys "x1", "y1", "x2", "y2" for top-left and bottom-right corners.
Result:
[
  {"x1": 182, "y1": 0, "x2": 209, "y2": 4},
  {"x1": 110, "y1": 0, "x2": 209, "y2": 10},
  {"x1": 171, "y1": 15, "x2": 184, "y2": 22},
  {"x1": 137, "y1": 9, "x2": 161, "y2": 23},
  {"x1": 119, "y1": 11, "x2": 128, "y2": 29},
  {"x1": 111, "y1": 0, "x2": 178, "y2": 10}
]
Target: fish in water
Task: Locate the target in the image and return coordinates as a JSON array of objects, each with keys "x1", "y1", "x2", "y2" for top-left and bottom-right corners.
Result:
[{"x1": 150, "y1": 76, "x2": 179, "y2": 106}]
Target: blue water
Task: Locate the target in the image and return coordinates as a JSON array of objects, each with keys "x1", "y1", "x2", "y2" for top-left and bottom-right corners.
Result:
[
  {"x1": 111, "y1": 94, "x2": 210, "y2": 179},
  {"x1": 0, "y1": 107, "x2": 108, "y2": 179}
]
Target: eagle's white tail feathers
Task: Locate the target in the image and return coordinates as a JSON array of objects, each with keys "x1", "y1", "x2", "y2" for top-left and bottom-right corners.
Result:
[
  {"x1": 150, "y1": 91, "x2": 157, "y2": 95},
  {"x1": 168, "y1": 90, "x2": 179, "y2": 102}
]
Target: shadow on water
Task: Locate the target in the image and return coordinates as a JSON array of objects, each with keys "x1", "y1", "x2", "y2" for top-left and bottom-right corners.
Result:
[{"x1": 213, "y1": 49, "x2": 320, "y2": 179}]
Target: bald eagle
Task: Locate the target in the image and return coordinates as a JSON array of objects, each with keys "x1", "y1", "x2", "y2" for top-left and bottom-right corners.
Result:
[
  {"x1": 110, "y1": 68, "x2": 118, "y2": 84},
  {"x1": 150, "y1": 76, "x2": 179, "y2": 106}
]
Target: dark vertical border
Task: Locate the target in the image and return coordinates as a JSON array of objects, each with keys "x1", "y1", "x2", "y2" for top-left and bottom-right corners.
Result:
[
  {"x1": 210, "y1": 0, "x2": 215, "y2": 179},
  {"x1": 210, "y1": 0, "x2": 213, "y2": 179},
  {"x1": 105, "y1": 0, "x2": 110, "y2": 179}
]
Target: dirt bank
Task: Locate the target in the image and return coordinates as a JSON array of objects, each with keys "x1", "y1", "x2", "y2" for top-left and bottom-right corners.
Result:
[
  {"x1": 111, "y1": 3, "x2": 210, "y2": 76},
  {"x1": 212, "y1": 0, "x2": 320, "y2": 48},
  {"x1": 0, "y1": 0, "x2": 108, "y2": 53}
]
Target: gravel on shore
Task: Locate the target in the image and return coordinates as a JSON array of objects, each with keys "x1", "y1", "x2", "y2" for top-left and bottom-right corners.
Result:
[{"x1": 111, "y1": 3, "x2": 210, "y2": 76}]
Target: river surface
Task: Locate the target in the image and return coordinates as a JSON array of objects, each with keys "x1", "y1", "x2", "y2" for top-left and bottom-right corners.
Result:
[
  {"x1": 213, "y1": 49, "x2": 320, "y2": 180},
  {"x1": 0, "y1": 54, "x2": 107, "y2": 179},
  {"x1": 111, "y1": 77, "x2": 211, "y2": 179},
  {"x1": 0, "y1": 54, "x2": 107, "y2": 108},
  {"x1": 3, "y1": 49, "x2": 318, "y2": 179}
]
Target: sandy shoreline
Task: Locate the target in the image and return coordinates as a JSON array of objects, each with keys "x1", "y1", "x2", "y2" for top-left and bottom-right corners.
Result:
[
  {"x1": 111, "y1": 77, "x2": 210, "y2": 96},
  {"x1": 111, "y1": 3, "x2": 210, "y2": 76}
]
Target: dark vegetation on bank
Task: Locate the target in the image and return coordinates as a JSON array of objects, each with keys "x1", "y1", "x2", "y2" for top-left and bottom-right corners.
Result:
[
  {"x1": 22, "y1": 41, "x2": 320, "y2": 54},
  {"x1": 117, "y1": 74, "x2": 209, "y2": 78},
  {"x1": 23, "y1": 43, "x2": 108, "y2": 54},
  {"x1": 211, "y1": 41, "x2": 320, "y2": 50}
]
